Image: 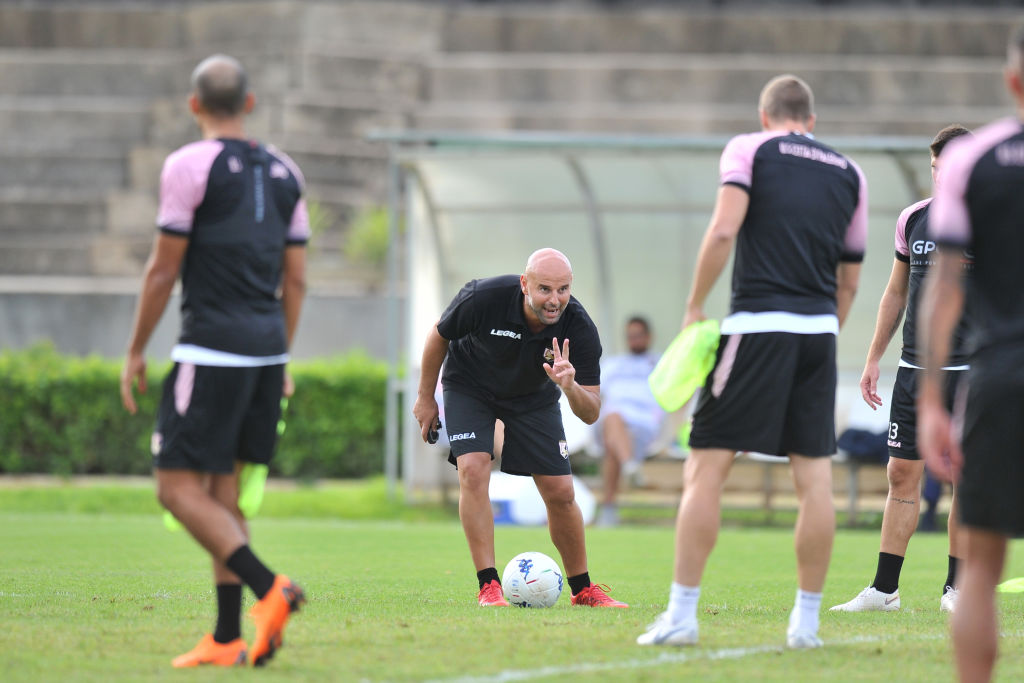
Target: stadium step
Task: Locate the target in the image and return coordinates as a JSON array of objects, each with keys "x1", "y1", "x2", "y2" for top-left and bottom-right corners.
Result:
[
  {"x1": 282, "y1": 92, "x2": 411, "y2": 141},
  {"x1": 425, "y1": 53, "x2": 1007, "y2": 109},
  {"x1": 440, "y1": 7, "x2": 1015, "y2": 58},
  {"x1": 0, "y1": 143, "x2": 126, "y2": 189},
  {"x1": 301, "y1": 48, "x2": 425, "y2": 102},
  {"x1": 0, "y1": 96, "x2": 150, "y2": 149},
  {"x1": 0, "y1": 189, "x2": 107, "y2": 237}
]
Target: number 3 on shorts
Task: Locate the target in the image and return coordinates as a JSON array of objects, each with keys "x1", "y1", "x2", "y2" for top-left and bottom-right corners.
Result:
[{"x1": 889, "y1": 422, "x2": 899, "y2": 440}]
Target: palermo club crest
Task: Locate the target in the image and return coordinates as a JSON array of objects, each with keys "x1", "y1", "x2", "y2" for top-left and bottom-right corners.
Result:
[{"x1": 544, "y1": 348, "x2": 555, "y2": 363}]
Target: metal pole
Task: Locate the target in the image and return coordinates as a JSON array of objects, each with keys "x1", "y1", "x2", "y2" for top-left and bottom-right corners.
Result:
[{"x1": 384, "y1": 154, "x2": 401, "y2": 500}]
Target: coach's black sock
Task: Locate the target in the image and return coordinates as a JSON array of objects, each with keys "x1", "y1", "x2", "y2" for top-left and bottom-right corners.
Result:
[
  {"x1": 945, "y1": 556, "x2": 961, "y2": 593},
  {"x1": 213, "y1": 583, "x2": 242, "y2": 644},
  {"x1": 225, "y1": 545, "x2": 276, "y2": 600},
  {"x1": 477, "y1": 567, "x2": 500, "y2": 589},
  {"x1": 568, "y1": 572, "x2": 591, "y2": 596},
  {"x1": 871, "y1": 552, "x2": 904, "y2": 595}
]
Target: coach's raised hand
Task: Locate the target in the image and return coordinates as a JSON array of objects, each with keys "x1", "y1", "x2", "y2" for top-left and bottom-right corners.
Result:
[{"x1": 543, "y1": 337, "x2": 575, "y2": 390}]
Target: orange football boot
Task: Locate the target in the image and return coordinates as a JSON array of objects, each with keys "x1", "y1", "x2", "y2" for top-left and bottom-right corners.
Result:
[
  {"x1": 570, "y1": 583, "x2": 629, "y2": 608},
  {"x1": 171, "y1": 633, "x2": 247, "y2": 668},
  {"x1": 248, "y1": 575, "x2": 306, "y2": 666},
  {"x1": 477, "y1": 579, "x2": 510, "y2": 606}
]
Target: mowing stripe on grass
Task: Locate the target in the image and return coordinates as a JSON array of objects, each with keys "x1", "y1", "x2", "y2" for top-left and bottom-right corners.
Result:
[{"x1": 426, "y1": 634, "x2": 949, "y2": 683}]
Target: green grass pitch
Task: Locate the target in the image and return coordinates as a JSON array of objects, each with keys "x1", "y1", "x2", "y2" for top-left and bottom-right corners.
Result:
[{"x1": 2, "y1": 486, "x2": 1024, "y2": 681}]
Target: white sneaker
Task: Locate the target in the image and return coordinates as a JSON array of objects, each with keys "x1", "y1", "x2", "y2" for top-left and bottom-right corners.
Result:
[
  {"x1": 829, "y1": 586, "x2": 900, "y2": 612},
  {"x1": 940, "y1": 586, "x2": 959, "y2": 613},
  {"x1": 787, "y1": 630, "x2": 824, "y2": 649},
  {"x1": 636, "y1": 612, "x2": 698, "y2": 646}
]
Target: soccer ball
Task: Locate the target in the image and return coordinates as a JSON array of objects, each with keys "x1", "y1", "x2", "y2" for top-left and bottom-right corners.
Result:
[{"x1": 502, "y1": 551, "x2": 563, "y2": 608}]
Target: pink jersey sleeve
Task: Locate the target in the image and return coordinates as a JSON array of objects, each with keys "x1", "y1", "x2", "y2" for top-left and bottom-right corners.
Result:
[
  {"x1": 841, "y1": 159, "x2": 869, "y2": 259},
  {"x1": 931, "y1": 117, "x2": 1020, "y2": 246},
  {"x1": 155, "y1": 140, "x2": 223, "y2": 234},
  {"x1": 288, "y1": 199, "x2": 311, "y2": 244},
  {"x1": 894, "y1": 198, "x2": 932, "y2": 257},
  {"x1": 719, "y1": 130, "x2": 786, "y2": 188},
  {"x1": 268, "y1": 145, "x2": 311, "y2": 244}
]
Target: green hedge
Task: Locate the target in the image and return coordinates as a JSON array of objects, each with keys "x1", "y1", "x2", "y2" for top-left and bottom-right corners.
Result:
[{"x1": 0, "y1": 344, "x2": 388, "y2": 478}]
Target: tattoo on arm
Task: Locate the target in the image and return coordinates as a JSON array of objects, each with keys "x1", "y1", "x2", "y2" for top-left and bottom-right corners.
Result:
[
  {"x1": 893, "y1": 497, "x2": 916, "y2": 505},
  {"x1": 887, "y1": 309, "x2": 904, "y2": 342}
]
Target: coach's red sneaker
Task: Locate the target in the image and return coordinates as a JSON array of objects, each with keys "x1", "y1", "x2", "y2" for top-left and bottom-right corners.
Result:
[
  {"x1": 171, "y1": 633, "x2": 247, "y2": 667},
  {"x1": 477, "y1": 580, "x2": 510, "y2": 606},
  {"x1": 571, "y1": 583, "x2": 629, "y2": 608},
  {"x1": 249, "y1": 574, "x2": 306, "y2": 666}
]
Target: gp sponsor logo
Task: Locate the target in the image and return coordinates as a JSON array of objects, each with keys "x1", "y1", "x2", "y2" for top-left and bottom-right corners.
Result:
[
  {"x1": 450, "y1": 432, "x2": 476, "y2": 441},
  {"x1": 911, "y1": 240, "x2": 936, "y2": 255},
  {"x1": 490, "y1": 329, "x2": 522, "y2": 340}
]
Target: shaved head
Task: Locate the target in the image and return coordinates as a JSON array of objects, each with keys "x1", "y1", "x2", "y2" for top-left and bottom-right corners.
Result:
[
  {"x1": 525, "y1": 248, "x2": 572, "y2": 278},
  {"x1": 191, "y1": 54, "x2": 248, "y2": 118}
]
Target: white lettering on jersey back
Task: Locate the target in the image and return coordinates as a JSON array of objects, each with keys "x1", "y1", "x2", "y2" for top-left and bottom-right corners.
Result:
[
  {"x1": 995, "y1": 142, "x2": 1024, "y2": 166},
  {"x1": 450, "y1": 432, "x2": 477, "y2": 441},
  {"x1": 777, "y1": 141, "x2": 849, "y2": 169},
  {"x1": 490, "y1": 329, "x2": 522, "y2": 340},
  {"x1": 911, "y1": 240, "x2": 936, "y2": 255}
]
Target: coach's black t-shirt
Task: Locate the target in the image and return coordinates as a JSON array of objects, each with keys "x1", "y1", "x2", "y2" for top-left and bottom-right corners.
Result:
[
  {"x1": 931, "y1": 118, "x2": 1024, "y2": 360},
  {"x1": 437, "y1": 275, "x2": 602, "y2": 413},
  {"x1": 894, "y1": 199, "x2": 973, "y2": 366}
]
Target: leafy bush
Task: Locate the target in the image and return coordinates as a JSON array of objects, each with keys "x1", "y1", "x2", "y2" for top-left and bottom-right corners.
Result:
[{"x1": 0, "y1": 344, "x2": 387, "y2": 478}]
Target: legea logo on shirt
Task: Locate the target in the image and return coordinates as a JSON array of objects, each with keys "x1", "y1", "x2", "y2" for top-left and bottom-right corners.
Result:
[{"x1": 490, "y1": 329, "x2": 522, "y2": 340}]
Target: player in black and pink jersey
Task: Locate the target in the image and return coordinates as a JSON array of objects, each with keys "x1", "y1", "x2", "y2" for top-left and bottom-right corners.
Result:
[
  {"x1": 830, "y1": 125, "x2": 972, "y2": 616},
  {"x1": 638, "y1": 74, "x2": 867, "y2": 650},
  {"x1": 119, "y1": 55, "x2": 308, "y2": 669},
  {"x1": 919, "y1": 25, "x2": 1024, "y2": 683}
]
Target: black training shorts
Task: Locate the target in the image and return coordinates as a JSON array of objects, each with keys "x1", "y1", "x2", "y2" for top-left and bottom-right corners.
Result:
[
  {"x1": 689, "y1": 332, "x2": 837, "y2": 457},
  {"x1": 958, "y1": 359, "x2": 1024, "y2": 536},
  {"x1": 153, "y1": 362, "x2": 284, "y2": 474},
  {"x1": 887, "y1": 365, "x2": 965, "y2": 460},
  {"x1": 443, "y1": 388, "x2": 570, "y2": 477}
]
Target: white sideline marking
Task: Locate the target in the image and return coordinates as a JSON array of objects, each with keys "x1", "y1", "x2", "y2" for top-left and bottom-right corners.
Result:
[{"x1": 425, "y1": 634, "x2": 945, "y2": 683}]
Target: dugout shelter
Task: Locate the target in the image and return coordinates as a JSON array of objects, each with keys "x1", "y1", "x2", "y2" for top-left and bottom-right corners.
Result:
[{"x1": 372, "y1": 130, "x2": 933, "y2": 498}]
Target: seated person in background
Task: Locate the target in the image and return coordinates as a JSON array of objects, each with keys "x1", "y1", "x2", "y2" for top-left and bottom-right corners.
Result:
[{"x1": 597, "y1": 316, "x2": 665, "y2": 526}]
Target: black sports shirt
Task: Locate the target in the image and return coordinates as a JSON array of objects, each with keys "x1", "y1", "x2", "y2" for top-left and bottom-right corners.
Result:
[
  {"x1": 718, "y1": 130, "x2": 868, "y2": 335},
  {"x1": 156, "y1": 137, "x2": 309, "y2": 363},
  {"x1": 437, "y1": 275, "x2": 602, "y2": 413},
  {"x1": 894, "y1": 199, "x2": 972, "y2": 367},
  {"x1": 930, "y1": 117, "x2": 1024, "y2": 359}
]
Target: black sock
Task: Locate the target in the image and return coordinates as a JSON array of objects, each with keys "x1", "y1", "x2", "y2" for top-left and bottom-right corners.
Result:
[
  {"x1": 946, "y1": 556, "x2": 960, "y2": 593},
  {"x1": 568, "y1": 572, "x2": 591, "y2": 596},
  {"x1": 225, "y1": 545, "x2": 276, "y2": 600},
  {"x1": 477, "y1": 567, "x2": 500, "y2": 589},
  {"x1": 212, "y1": 583, "x2": 242, "y2": 644},
  {"x1": 871, "y1": 552, "x2": 904, "y2": 595}
]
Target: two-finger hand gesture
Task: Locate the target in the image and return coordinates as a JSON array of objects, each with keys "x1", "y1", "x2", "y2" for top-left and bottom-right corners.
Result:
[{"x1": 543, "y1": 337, "x2": 575, "y2": 391}]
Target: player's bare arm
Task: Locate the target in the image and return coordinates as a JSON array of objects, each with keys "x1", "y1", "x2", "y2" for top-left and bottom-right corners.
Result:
[
  {"x1": 120, "y1": 232, "x2": 188, "y2": 414},
  {"x1": 683, "y1": 184, "x2": 749, "y2": 329},
  {"x1": 413, "y1": 323, "x2": 450, "y2": 442},
  {"x1": 916, "y1": 250, "x2": 965, "y2": 483},
  {"x1": 835, "y1": 262, "x2": 861, "y2": 330},
  {"x1": 280, "y1": 245, "x2": 307, "y2": 398},
  {"x1": 543, "y1": 337, "x2": 600, "y2": 424},
  {"x1": 859, "y1": 258, "x2": 910, "y2": 409}
]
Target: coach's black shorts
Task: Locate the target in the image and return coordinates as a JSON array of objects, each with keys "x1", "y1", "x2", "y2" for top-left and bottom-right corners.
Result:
[
  {"x1": 153, "y1": 362, "x2": 284, "y2": 474},
  {"x1": 959, "y1": 358, "x2": 1024, "y2": 536},
  {"x1": 887, "y1": 365, "x2": 965, "y2": 460},
  {"x1": 689, "y1": 332, "x2": 836, "y2": 457},
  {"x1": 443, "y1": 389, "x2": 570, "y2": 477}
]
